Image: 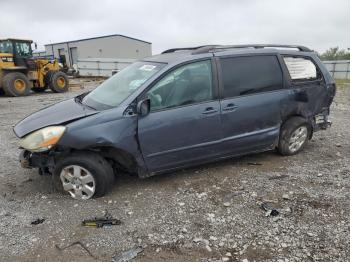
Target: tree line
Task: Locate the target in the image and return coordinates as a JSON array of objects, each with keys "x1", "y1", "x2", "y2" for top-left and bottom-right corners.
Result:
[{"x1": 319, "y1": 47, "x2": 350, "y2": 61}]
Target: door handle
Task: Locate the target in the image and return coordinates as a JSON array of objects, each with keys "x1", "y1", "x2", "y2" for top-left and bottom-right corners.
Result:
[
  {"x1": 202, "y1": 107, "x2": 218, "y2": 114},
  {"x1": 222, "y1": 103, "x2": 238, "y2": 111}
]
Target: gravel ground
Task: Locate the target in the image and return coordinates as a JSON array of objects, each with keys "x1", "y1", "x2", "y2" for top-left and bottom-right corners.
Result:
[{"x1": 0, "y1": 80, "x2": 349, "y2": 262}]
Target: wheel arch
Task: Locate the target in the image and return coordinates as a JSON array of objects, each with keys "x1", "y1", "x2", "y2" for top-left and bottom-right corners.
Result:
[
  {"x1": 2, "y1": 68, "x2": 28, "y2": 84},
  {"x1": 281, "y1": 114, "x2": 314, "y2": 139},
  {"x1": 70, "y1": 146, "x2": 140, "y2": 175}
]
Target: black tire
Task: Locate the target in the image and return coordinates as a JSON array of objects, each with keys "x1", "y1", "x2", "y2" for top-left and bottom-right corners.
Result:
[
  {"x1": 2, "y1": 72, "x2": 31, "y2": 97},
  {"x1": 32, "y1": 87, "x2": 47, "y2": 93},
  {"x1": 48, "y1": 71, "x2": 69, "y2": 93},
  {"x1": 54, "y1": 151, "x2": 115, "y2": 199},
  {"x1": 278, "y1": 117, "x2": 311, "y2": 156}
]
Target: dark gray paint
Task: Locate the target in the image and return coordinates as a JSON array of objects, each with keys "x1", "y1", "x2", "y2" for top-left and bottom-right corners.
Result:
[{"x1": 138, "y1": 100, "x2": 222, "y2": 172}]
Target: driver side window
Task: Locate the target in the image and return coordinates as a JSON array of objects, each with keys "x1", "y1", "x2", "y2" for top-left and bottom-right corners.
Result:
[{"x1": 147, "y1": 60, "x2": 213, "y2": 111}]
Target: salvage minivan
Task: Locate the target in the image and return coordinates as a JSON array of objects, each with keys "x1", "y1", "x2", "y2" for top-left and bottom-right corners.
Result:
[{"x1": 14, "y1": 45, "x2": 336, "y2": 200}]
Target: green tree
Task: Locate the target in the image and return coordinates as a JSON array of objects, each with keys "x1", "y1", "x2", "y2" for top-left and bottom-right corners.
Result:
[{"x1": 320, "y1": 47, "x2": 350, "y2": 60}]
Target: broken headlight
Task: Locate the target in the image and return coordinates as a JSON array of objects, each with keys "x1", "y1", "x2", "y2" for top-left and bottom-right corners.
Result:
[{"x1": 19, "y1": 126, "x2": 66, "y2": 152}]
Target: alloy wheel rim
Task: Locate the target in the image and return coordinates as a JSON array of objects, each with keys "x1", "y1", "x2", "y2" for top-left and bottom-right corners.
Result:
[
  {"x1": 288, "y1": 126, "x2": 308, "y2": 153},
  {"x1": 60, "y1": 165, "x2": 95, "y2": 200}
]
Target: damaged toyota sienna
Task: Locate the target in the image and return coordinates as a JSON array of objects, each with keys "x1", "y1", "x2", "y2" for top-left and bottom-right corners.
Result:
[{"x1": 14, "y1": 45, "x2": 336, "y2": 200}]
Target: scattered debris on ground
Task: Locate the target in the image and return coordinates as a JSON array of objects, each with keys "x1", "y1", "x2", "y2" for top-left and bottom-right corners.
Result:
[
  {"x1": 247, "y1": 162, "x2": 263, "y2": 166},
  {"x1": 55, "y1": 241, "x2": 96, "y2": 259},
  {"x1": 112, "y1": 246, "x2": 144, "y2": 262},
  {"x1": 82, "y1": 210, "x2": 122, "y2": 228},
  {"x1": 30, "y1": 218, "x2": 45, "y2": 225},
  {"x1": 260, "y1": 202, "x2": 280, "y2": 217}
]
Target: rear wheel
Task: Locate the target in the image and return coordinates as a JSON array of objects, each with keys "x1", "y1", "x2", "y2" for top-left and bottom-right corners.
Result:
[
  {"x1": 2, "y1": 72, "x2": 31, "y2": 96},
  {"x1": 48, "y1": 71, "x2": 69, "y2": 93},
  {"x1": 278, "y1": 117, "x2": 310, "y2": 156},
  {"x1": 54, "y1": 151, "x2": 115, "y2": 200}
]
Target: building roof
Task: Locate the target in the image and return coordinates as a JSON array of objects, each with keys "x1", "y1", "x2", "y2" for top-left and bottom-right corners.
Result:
[{"x1": 44, "y1": 34, "x2": 151, "y2": 46}]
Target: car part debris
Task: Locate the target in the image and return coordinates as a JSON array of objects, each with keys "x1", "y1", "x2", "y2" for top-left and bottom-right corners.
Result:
[
  {"x1": 112, "y1": 246, "x2": 143, "y2": 262},
  {"x1": 31, "y1": 218, "x2": 45, "y2": 225},
  {"x1": 282, "y1": 194, "x2": 290, "y2": 200},
  {"x1": 260, "y1": 202, "x2": 279, "y2": 216},
  {"x1": 55, "y1": 241, "x2": 96, "y2": 259},
  {"x1": 82, "y1": 210, "x2": 121, "y2": 228},
  {"x1": 247, "y1": 162, "x2": 262, "y2": 166}
]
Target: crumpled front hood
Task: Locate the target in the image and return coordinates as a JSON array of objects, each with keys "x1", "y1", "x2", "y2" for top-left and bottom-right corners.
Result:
[{"x1": 14, "y1": 98, "x2": 98, "y2": 138}]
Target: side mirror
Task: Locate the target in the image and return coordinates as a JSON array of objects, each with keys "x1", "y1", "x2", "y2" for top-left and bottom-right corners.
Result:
[
  {"x1": 34, "y1": 42, "x2": 38, "y2": 50},
  {"x1": 137, "y1": 98, "x2": 151, "y2": 116}
]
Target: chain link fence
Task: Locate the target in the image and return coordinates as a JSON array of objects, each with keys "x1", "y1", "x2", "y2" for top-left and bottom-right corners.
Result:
[{"x1": 323, "y1": 60, "x2": 350, "y2": 80}]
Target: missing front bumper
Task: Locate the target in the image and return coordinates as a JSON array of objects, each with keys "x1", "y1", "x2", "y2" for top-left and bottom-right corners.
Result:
[
  {"x1": 19, "y1": 150, "x2": 32, "y2": 169},
  {"x1": 19, "y1": 149, "x2": 54, "y2": 170}
]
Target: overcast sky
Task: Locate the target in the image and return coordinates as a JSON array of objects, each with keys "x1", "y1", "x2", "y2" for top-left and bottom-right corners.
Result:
[{"x1": 1, "y1": 0, "x2": 349, "y2": 54}]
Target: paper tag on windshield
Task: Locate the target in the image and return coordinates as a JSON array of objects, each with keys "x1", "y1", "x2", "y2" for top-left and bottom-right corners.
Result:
[{"x1": 140, "y1": 65, "x2": 156, "y2": 71}]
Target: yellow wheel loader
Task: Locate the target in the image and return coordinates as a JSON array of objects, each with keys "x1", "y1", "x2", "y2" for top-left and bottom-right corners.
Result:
[{"x1": 0, "y1": 38, "x2": 69, "y2": 96}]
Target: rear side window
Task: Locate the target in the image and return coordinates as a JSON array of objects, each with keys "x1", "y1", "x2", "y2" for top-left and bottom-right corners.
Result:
[
  {"x1": 220, "y1": 56, "x2": 283, "y2": 98},
  {"x1": 283, "y1": 56, "x2": 319, "y2": 81}
]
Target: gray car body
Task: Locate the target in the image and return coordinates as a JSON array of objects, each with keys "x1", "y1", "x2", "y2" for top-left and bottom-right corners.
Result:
[{"x1": 14, "y1": 47, "x2": 335, "y2": 177}]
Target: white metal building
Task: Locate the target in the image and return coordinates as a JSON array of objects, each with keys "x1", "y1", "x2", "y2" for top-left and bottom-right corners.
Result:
[
  {"x1": 32, "y1": 50, "x2": 47, "y2": 57},
  {"x1": 43, "y1": 34, "x2": 152, "y2": 67}
]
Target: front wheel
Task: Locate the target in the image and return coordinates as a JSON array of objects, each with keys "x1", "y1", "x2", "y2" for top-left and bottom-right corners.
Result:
[
  {"x1": 54, "y1": 151, "x2": 115, "y2": 200},
  {"x1": 2, "y1": 72, "x2": 31, "y2": 96},
  {"x1": 278, "y1": 117, "x2": 310, "y2": 156}
]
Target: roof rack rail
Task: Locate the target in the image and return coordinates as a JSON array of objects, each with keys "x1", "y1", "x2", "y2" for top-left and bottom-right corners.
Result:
[
  {"x1": 162, "y1": 44, "x2": 312, "y2": 55},
  {"x1": 161, "y1": 45, "x2": 218, "y2": 54},
  {"x1": 192, "y1": 44, "x2": 312, "y2": 54}
]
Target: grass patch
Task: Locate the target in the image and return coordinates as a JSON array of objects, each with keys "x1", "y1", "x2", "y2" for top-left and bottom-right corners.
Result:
[{"x1": 335, "y1": 79, "x2": 350, "y2": 86}]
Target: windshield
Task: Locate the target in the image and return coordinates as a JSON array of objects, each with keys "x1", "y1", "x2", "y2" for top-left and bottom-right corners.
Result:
[
  {"x1": 0, "y1": 40, "x2": 13, "y2": 53},
  {"x1": 14, "y1": 41, "x2": 32, "y2": 57},
  {"x1": 82, "y1": 61, "x2": 165, "y2": 110}
]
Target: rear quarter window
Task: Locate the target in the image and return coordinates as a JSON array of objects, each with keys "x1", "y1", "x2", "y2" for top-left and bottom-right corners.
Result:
[
  {"x1": 283, "y1": 56, "x2": 320, "y2": 81},
  {"x1": 220, "y1": 55, "x2": 283, "y2": 98}
]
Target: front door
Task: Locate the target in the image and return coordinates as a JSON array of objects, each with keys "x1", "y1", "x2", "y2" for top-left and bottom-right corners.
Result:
[
  {"x1": 137, "y1": 60, "x2": 222, "y2": 172},
  {"x1": 217, "y1": 55, "x2": 287, "y2": 155}
]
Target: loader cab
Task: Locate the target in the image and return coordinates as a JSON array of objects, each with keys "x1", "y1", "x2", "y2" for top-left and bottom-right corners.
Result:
[
  {"x1": 0, "y1": 39, "x2": 33, "y2": 57},
  {"x1": 0, "y1": 39, "x2": 35, "y2": 69}
]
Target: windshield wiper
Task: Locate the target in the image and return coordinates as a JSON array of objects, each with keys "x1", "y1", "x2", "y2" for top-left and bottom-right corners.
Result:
[
  {"x1": 75, "y1": 95, "x2": 96, "y2": 110},
  {"x1": 74, "y1": 95, "x2": 82, "y2": 104}
]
